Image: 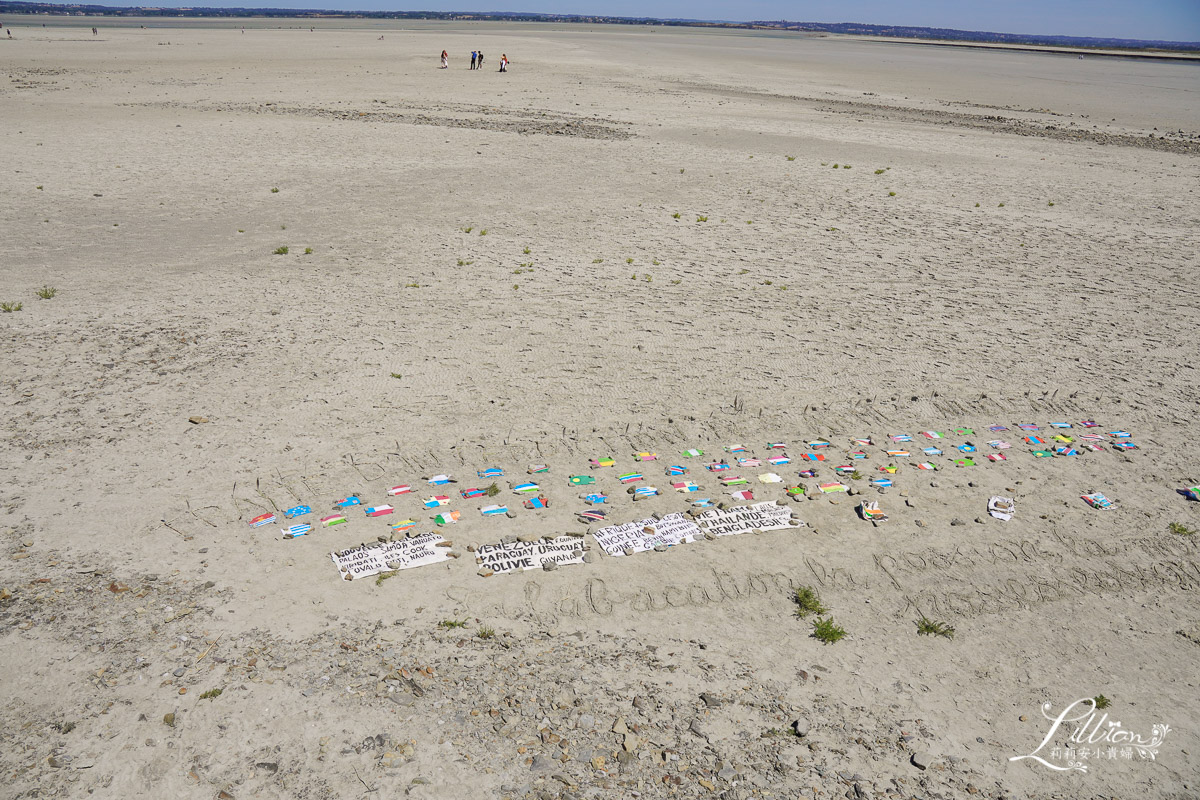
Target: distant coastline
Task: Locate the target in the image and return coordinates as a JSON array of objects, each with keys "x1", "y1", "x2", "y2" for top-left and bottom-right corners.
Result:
[{"x1": 2, "y1": 1, "x2": 1198, "y2": 57}]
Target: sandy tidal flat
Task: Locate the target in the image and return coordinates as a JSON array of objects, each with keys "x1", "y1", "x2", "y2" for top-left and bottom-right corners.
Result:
[{"x1": 1, "y1": 19, "x2": 1199, "y2": 800}]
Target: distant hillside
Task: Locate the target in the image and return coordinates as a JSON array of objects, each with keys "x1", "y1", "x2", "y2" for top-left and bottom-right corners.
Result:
[{"x1": 1, "y1": 1, "x2": 1196, "y2": 53}]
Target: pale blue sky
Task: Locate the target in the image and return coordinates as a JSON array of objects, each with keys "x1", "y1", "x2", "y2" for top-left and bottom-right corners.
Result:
[{"x1": 137, "y1": 0, "x2": 1200, "y2": 41}]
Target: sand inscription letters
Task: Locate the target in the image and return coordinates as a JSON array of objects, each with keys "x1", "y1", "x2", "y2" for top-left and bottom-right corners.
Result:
[{"x1": 697, "y1": 502, "x2": 797, "y2": 537}]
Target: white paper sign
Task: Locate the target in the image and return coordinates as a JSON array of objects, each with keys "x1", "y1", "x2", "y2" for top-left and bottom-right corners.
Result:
[
  {"x1": 330, "y1": 532, "x2": 451, "y2": 580},
  {"x1": 592, "y1": 511, "x2": 701, "y2": 556},
  {"x1": 476, "y1": 536, "x2": 585, "y2": 574},
  {"x1": 697, "y1": 501, "x2": 796, "y2": 537}
]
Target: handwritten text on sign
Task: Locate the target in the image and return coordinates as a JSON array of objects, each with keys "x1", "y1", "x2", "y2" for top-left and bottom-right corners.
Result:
[
  {"x1": 476, "y1": 536, "x2": 585, "y2": 574},
  {"x1": 593, "y1": 512, "x2": 701, "y2": 556},
  {"x1": 330, "y1": 532, "x2": 451, "y2": 580},
  {"x1": 698, "y1": 501, "x2": 797, "y2": 537}
]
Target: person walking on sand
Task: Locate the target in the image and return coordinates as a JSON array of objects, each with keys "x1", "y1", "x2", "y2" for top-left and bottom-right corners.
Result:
[
  {"x1": 470, "y1": 50, "x2": 477, "y2": 70},
  {"x1": 476, "y1": 51, "x2": 484, "y2": 70},
  {"x1": 440, "y1": 50, "x2": 448, "y2": 69},
  {"x1": 499, "y1": 54, "x2": 509, "y2": 73}
]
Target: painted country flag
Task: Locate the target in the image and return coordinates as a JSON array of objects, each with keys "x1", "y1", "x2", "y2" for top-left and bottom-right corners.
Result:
[
  {"x1": 1113, "y1": 442, "x2": 1138, "y2": 450},
  {"x1": 1031, "y1": 450, "x2": 1054, "y2": 458},
  {"x1": 921, "y1": 431, "x2": 942, "y2": 439},
  {"x1": 767, "y1": 442, "x2": 787, "y2": 450},
  {"x1": 786, "y1": 485, "x2": 806, "y2": 496},
  {"x1": 987, "y1": 440, "x2": 1011, "y2": 449},
  {"x1": 768, "y1": 455, "x2": 791, "y2": 465},
  {"x1": 387, "y1": 485, "x2": 412, "y2": 496},
  {"x1": 569, "y1": 474, "x2": 595, "y2": 486},
  {"x1": 737, "y1": 457, "x2": 763, "y2": 467},
  {"x1": 853, "y1": 437, "x2": 873, "y2": 446},
  {"x1": 987, "y1": 453, "x2": 1007, "y2": 462},
  {"x1": 807, "y1": 441, "x2": 831, "y2": 450},
  {"x1": 365, "y1": 504, "x2": 394, "y2": 517},
  {"x1": 282, "y1": 523, "x2": 312, "y2": 538},
  {"x1": 849, "y1": 451, "x2": 867, "y2": 460},
  {"x1": 1053, "y1": 435, "x2": 1074, "y2": 443},
  {"x1": 886, "y1": 450, "x2": 910, "y2": 457},
  {"x1": 1018, "y1": 424, "x2": 1039, "y2": 431},
  {"x1": 480, "y1": 505, "x2": 508, "y2": 516},
  {"x1": 1024, "y1": 436, "x2": 1046, "y2": 445},
  {"x1": 589, "y1": 457, "x2": 615, "y2": 468},
  {"x1": 673, "y1": 481, "x2": 699, "y2": 493},
  {"x1": 890, "y1": 434, "x2": 913, "y2": 442},
  {"x1": 248, "y1": 512, "x2": 277, "y2": 528},
  {"x1": 957, "y1": 443, "x2": 976, "y2": 453},
  {"x1": 577, "y1": 509, "x2": 607, "y2": 522},
  {"x1": 427, "y1": 474, "x2": 455, "y2": 486},
  {"x1": 987, "y1": 424, "x2": 1009, "y2": 432},
  {"x1": 923, "y1": 447, "x2": 943, "y2": 456},
  {"x1": 477, "y1": 467, "x2": 504, "y2": 478},
  {"x1": 423, "y1": 495, "x2": 451, "y2": 508},
  {"x1": 705, "y1": 462, "x2": 731, "y2": 471},
  {"x1": 633, "y1": 486, "x2": 659, "y2": 497},
  {"x1": 1050, "y1": 422, "x2": 1072, "y2": 429},
  {"x1": 634, "y1": 452, "x2": 658, "y2": 462},
  {"x1": 799, "y1": 453, "x2": 825, "y2": 462},
  {"x1": 581, "y1": 492, "x2": 608, "y2": 505},
  {"x1": 666, "y1": 465, "x2": 688, "y2": 476},
  {"x1": 955, "y1": 428, "x2": 974, "y2": 436},
  {"x1": 460, "y1": 488, "x2": 487, "y2": 499},
  {"x1": 1083, "y1": 443, "x2": 1104, "y2": 452},
  {"x1": 819, "y1": 482, "x2": 848, "y2": 493},
  {"x1": 692, "y1": 498, "x2": 715, "y2": 507},
  {"x1": 433, "y1": 511, "x2": 461, "y2": 525},
  {"x1": 954, "y1": 458, "x2": 976, "y2": 467},
  {"x1": 725, "y1": 444, "x2": 748, "y2": 453},
  {"x1": 759, "y1": 472, "x2": 783, "y2": 483},
  {"x1": 682, "y1": 448, "x2": 703, "y2": 458},
  {"x1": 1079, "y1": 420, "x2": 1099, "y2": 428},
  {"x1": 1079, "y1": 433, "x2": 1104, "y2": 441},
  {"x1": 320, "y1": 514, "x2": 347, "y2": 527},
  {"x1": 719, "y1": 475, "x2": 748, "y2": 486},
  {"x1": 1108, "y1": 430, "x2": 1132, "y2": 438},
  {"x1": 729, "y1": 489, "x2": 754, "y2": 501},
  {"x1": 798, "y1": 469, "x2": 818, "y2": 478},
  {"x1": 618, "y1": 473, "x2": 643, "y2": 484},
  {"x1": 878, "y1": 464, "x2": 898, "y2": 474},
  {"x1": 512, "y1": 482, "x2": 540, "y2": 493},
  {"x1": 915, "y1": 462, "x2": 937, "y2": 470},
  {"x1": 283, "y1": 505, "x2": 311, "y2": 519},
  {"x1": 523, "y1": 496, "x2": 549, "y2": 510},
  {"x1": 334, "y1": 496, "x2": 361, "y2": 508},
  {"x1": 833, "y1": 465, "x2": 854, "y2": 475},
  {"x1": 872, "y1": 478, "x2": 893, "y2": 488},
  {"x1": 390, "y1": 519, "x2": 417, "y2": 533},
  {"x1": 527, "y1": 464, "x2": 550, "y2": 474}
]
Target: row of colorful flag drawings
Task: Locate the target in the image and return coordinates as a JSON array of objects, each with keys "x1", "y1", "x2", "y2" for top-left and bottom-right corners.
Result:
[{"x1": 245, "y1": 422, "x2": 1143, "y2": 536}]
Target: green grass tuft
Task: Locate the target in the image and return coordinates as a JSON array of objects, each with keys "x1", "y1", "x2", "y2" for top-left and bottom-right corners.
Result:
[
  {"x1": 36, "y1": 286, "x2": 57, "y2": 300},
  {"x1": 477, "y1": 626, "x2": 495, "y2": 639},
  {"x1": 270, "y1": 187, "x2": 279, "y2": 193},
  {"x1": 793, "y1": 586, "x2": 828, "y2": 618},
  {"x1": 273, "y1": 246, "x2": 288, "y2": 255},
  {"x1": 1168, "y1": 522, "x2": 1196, "y2": 536},
  {"x1": 199, "y1": 688, "x2": 223, "y2": 700},
  {"x1": 811, "y1": 617, "x2": 846, "y2": 644},
  {"x1": 916, "y1": 616, "x2": 955, "y2": 639},
  {"x1": 1, "y1": 301, "x2": 23, "y2": 313},
  {"x1": 1094, "y1": 694, "x2": 1112, "y2": 710},
  {"x1": 438, "y1": 619, "x2": 468, "y2": 629}
]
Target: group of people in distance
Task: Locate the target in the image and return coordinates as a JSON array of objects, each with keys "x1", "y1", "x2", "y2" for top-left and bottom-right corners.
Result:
[{"x1": 440, "y1": 50, "x2": 510, "y2": 72}]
